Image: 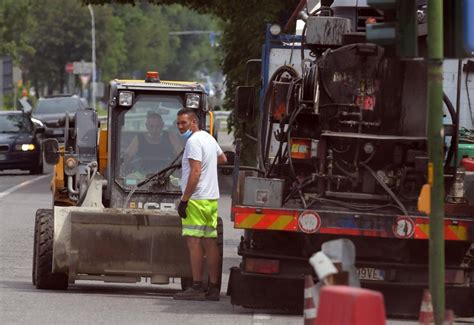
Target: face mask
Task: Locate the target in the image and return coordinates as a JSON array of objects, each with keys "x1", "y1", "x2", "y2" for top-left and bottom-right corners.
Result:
[{"x1": 181, "y1": 129, "x2": 192, "y2": 140}]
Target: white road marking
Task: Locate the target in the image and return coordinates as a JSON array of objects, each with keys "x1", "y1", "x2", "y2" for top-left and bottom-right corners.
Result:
[
  {"x1": 0, "y1": 174, "x2": 50, "y2": 199},
  {"x1": 253, "y1": 314, "x2": 272, "y2": 320},
  {"x1": 253, "y1": 313, "x2": 272, "y2": 323}
]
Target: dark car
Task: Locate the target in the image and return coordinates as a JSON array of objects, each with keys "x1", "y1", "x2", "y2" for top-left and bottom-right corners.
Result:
[
  {"x1": 0, "y1": 111, "x2": 44, "y2": 174},
  {"x1": 32, "y1": 95, "x2": 88, "y2": 139}
]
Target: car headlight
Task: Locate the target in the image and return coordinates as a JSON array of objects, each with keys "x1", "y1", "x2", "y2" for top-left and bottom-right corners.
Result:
[
  {"x1": 15, "y1": 144, "x2": 36, "y2": 151},
  {"x1": 185, "y1": 93, "x2": 200, "y2": 109},
  {"x1": 119, "y1": 91, "x2": 134, "y2": 106}
]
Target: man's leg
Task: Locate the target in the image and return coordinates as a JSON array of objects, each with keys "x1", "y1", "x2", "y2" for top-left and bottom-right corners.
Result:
[
  {"x1": 202, "y1": 238, "x2": 219, "y2": 284},
  {"x1": 202, "y1": 199, "x2": 220, "y2": 300},
  {"x1": 174, "y1": 200, "x2": 207, "y2": 301},
  {"x1": 186, "y1": 236, "x2": 204, "y2": 282}
]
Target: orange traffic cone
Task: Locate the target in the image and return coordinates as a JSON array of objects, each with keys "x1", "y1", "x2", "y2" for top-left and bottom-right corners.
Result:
[
  {"x1": 419, "y1": 289, "x2": 434, "y2": 325},
  {"x1": 444, "y1": 309, "x2": 454, "y2": 325},
  {"x1": 303, "y1": 275, "x2": 316, "y2": 325}
]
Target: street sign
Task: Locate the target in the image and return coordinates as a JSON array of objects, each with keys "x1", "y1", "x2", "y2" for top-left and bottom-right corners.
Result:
[
  {"x1": 65, "y1": 62, "x2": 74, "y2": 74},
  {"x1": 73, "y1": 61, "x2": 93, "y2": 75}
]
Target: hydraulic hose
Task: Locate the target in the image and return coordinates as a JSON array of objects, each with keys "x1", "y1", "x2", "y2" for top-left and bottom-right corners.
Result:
[
  {"x1": 443, "y1": 92, "x2": 457, "y2": 169},
  {"x1": 259, "y1": 66, "x2": 299, "y2": 172},
  {"x1": 360, "y1": 162, "x2": 408, "y2": 217}
]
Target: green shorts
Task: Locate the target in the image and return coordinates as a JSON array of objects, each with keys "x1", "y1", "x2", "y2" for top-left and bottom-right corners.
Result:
[{"x1": 181, "y1": 199, "x2": 218, "y2": 238}]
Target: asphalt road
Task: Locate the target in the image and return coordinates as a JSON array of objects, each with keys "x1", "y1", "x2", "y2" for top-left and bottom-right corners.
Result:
[{"x1": 0, "y1": 166, "x2": 452, "y2": 325}]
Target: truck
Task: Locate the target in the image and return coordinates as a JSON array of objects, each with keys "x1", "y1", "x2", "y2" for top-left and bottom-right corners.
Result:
[
  {"x1": 226, "y1": 1, "x2": 474, "y2": 317},
  {"x1": 32, "y1": 72, "x2": 223, "y2": 292}
]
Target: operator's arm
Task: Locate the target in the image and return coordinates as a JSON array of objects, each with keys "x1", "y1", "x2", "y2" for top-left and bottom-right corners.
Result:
[
  {"x1": 217, "y1": 152, "x2": 227, "y2": 165},
  {"x1": 182, "y1": 158, "x2": 201, "y2": 201},
  {"x1": 124, "y1": 136, "x2": 139, "y2": 160},
  {"x1": 168, "y1": 131, "x2": 183, "y2": 156}
]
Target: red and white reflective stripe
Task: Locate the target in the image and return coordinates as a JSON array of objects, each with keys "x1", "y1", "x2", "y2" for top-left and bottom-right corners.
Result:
[
  {"x1": 414, "y1": 218, "x2": 469, "y2": 240},
  {"x1": 233, "y1": 206, "x2": 472, "y2": 241}
]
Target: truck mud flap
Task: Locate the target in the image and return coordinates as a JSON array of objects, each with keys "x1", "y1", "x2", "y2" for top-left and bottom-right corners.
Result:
[
  {"x1": 53, "y1": 207, "x2": 191, "y2": 279},
  {"x1": 227, "y1": 266, "x2": 304, "y2": 312}
]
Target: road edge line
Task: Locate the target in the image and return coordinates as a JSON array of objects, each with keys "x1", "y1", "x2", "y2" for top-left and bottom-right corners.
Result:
[{"x1": 0, "y1": 174, "x2": 50, "y2": 199}]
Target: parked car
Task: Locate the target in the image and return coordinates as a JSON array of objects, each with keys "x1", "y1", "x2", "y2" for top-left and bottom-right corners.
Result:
[
  {"x1": 32, "y1": 95, "x2": 88, "y2": 140},
  {"x1": 0, "y1": 111, "x2": 44, "y2": 174}
]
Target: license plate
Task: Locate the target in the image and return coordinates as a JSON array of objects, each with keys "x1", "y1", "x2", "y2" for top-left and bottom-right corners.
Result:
[
  {"x1": 357, "y1": 267, "x2": 385, "y2": 281},
  {"x1": 53, "y1": 129, "x2": 63, "y2": 135},
  {"x1": 0, "y1": 154, "x2": 5, "y2": 161}
]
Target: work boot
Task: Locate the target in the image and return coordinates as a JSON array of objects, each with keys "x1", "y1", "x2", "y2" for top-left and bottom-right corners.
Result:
[
  {"x1": 174, "y1": 282, "x2": 205, "y2": 301},
  {"x1": 205, "y1": 283, "x2": 220, "y2": 301}
]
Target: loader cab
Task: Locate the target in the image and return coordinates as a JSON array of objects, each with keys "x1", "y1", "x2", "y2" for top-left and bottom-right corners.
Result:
[{"x1": 105, "y1": 76, "x2": 208, "y2": 209}]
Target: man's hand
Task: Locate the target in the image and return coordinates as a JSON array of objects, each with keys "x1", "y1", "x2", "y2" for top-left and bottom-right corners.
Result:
[{"x1": 178, "y1": 200, "x2": 188, "y2": 219}]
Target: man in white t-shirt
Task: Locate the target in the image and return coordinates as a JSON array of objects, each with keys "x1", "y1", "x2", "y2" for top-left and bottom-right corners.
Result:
[{"x1": 174, "y1": 108, "x2": 227, "y2": 301}]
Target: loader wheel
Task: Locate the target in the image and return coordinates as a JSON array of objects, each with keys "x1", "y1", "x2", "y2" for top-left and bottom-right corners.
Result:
[
  {"x1": 32, "y1": 209, "x2": 49, "y2": 285},
  {"x1": 29, "y1": 155, "x2": 44, "y2": 175},
  {"x1": 180, "y1": 217, "x2": 224, "y2": 292},
  {"x1": 33, "y1": 209, "x2": 68, "y2": 290}
]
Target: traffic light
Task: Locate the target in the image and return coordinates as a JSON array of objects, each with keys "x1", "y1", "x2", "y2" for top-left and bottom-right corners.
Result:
[{"x1": 366, "y1": 0, "x2": 418, "y2": 57}]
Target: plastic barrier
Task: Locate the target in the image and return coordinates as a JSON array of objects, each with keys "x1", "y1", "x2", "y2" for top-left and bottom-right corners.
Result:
[{"x1": 316, "y1": 285, "x2": 386, "y2": 325}]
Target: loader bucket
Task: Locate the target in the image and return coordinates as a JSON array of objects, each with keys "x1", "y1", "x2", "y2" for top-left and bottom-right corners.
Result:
[{"x1": 53, "y1": 207, "x2": 191, "y2": 283}]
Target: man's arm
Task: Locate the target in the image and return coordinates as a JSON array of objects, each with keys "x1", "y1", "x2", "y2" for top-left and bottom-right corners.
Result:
[
  {"x1": 168, "y1": 131, "x2": 183, "y2": 156},
  {"x1": 217, "y1": 152, "x2": 227, "y2": 165},
  {"x1": 182, "y1": 158, "x2": 201, "y2": 201},
  {"x1": 124, "y1": 136, "x2": 139, "y2": 161}
]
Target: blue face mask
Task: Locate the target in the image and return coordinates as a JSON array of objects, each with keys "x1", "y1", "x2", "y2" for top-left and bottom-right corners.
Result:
[{"x1": 181, "y1": 129, "x2": 192, "y2": 140}]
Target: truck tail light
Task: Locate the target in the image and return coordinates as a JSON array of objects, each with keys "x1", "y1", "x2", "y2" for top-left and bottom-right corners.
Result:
[{"x1": 244, "y1": 258, "x2": 280, "y2": 274}]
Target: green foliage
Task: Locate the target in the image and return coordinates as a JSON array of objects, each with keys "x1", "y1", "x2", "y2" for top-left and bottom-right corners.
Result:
[
  {"x1": 4, "y1": 0, "x2": 298, "y2": 164},
  {"x1": 94, "y1": 6, "x2": 127, "y2": 82},
  {"x1": 0, "y1": 0, "x2": 36, "y2": 63},
  {"x1": 83, "y1": 0, "x2": 298, "y2": 163},
  {"x1": 1, "y1": 0, "x2": 222, "y2": 97},
  {"x1": 22, "y1": 0, "x2": 92, "y2": 94}
]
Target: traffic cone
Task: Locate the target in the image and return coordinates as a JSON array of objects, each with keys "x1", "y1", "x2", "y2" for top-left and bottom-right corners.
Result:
[
  {"x1": 444, "y1": 309, "x2": 454, "y2": 325},
  {"x1": 419, "y1": 289, "x2": 434, "y2": 325},
  {"x1": 303, "y1": 275, "x2": 316, "y2": 325}
]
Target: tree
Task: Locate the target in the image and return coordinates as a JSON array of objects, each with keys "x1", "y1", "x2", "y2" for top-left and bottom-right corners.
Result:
[
  {"x1": 22, "y1": 0, "x2": 92, "y2": 95},
  {"x1": 85, "y1": 0, "x2": 298, "y2": 163},
  {"x1": 0, "y1": 0, "x2": 35, "y2": 63},
  {"x1": 159, "y1": 4, "x2": 221, "y2": 80},
  {"x1": 8, "y1": 0, "x2": 222, "y2": 95}
]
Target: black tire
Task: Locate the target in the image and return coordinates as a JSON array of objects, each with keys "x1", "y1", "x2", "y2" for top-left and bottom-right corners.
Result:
[
  {"x1": 180, "y1": 217, "x2": 224, "y2": 291},
  {"x1": 32, "y1": 209, "x2": 48, "y2": 285},
  {"x1": 30, "y1": 154, "x2": 43, "y2": 175},
  {"x1": 33, "y1": 209, "x2": 68, "y2": 290}
]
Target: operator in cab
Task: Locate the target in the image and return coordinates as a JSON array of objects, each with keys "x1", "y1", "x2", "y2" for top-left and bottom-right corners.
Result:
[{"x1": 123, "y1": 111, "x2": 182, "y2": 174}]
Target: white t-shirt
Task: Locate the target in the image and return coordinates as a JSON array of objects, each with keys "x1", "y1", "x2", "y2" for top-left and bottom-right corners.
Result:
[{"x1": 181, "y1": 130, "x2": 223, "y2": 200}]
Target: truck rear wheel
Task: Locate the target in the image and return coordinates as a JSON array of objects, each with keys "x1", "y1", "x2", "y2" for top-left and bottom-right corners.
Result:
[
  {"x1": 180, "y1": 217, "x2": 224, "y2": 291},
  {"x1": 33, "y1": 209, "x2": 68, "y2": 290}
]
